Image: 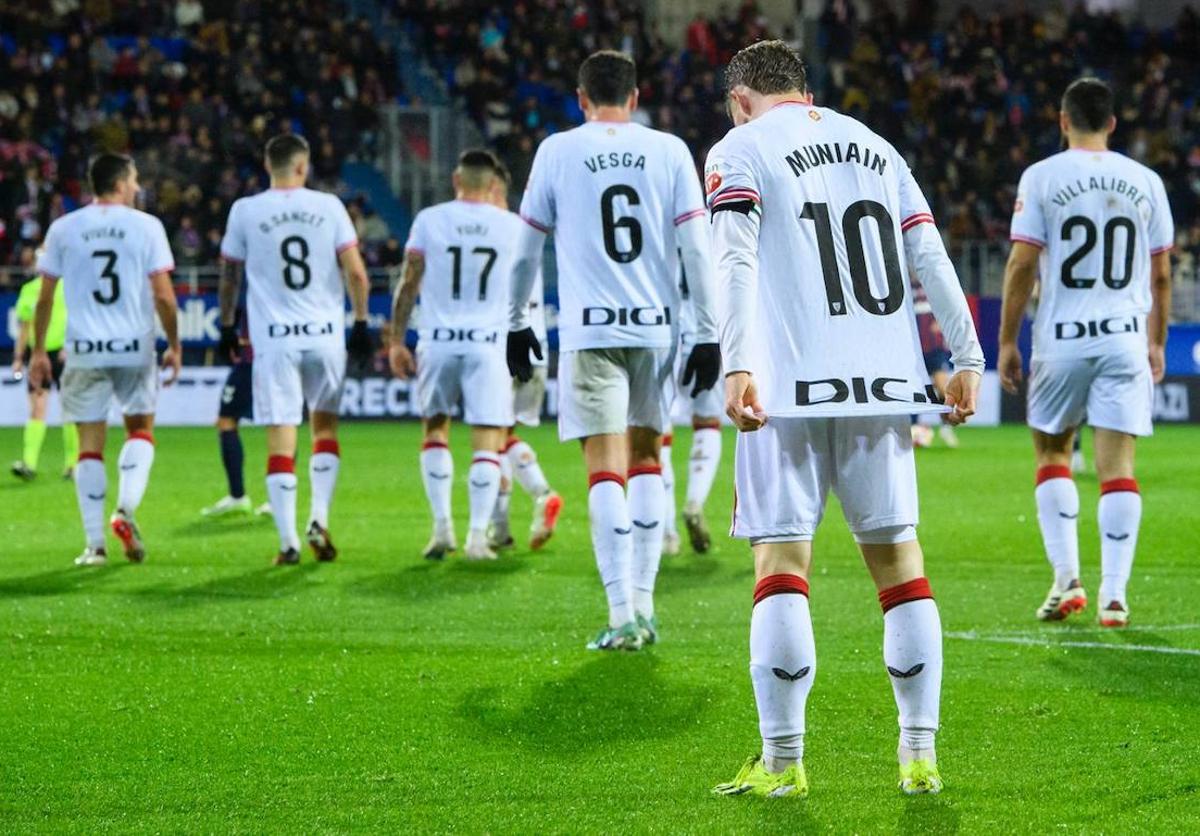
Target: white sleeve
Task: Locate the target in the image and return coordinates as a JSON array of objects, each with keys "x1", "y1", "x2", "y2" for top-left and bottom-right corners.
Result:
[
  {"x1": 36, "y1": 220, "x2": 63, "y2": 279},
  {"x1": 518, "y1": 140, "x2": 556, "y2": 233},
  {"x1": 1148, "y1": 173, "x2": 1175, "y2": 255},
  {"x1": 904, "y1": 222, "x2": 985, "y2": 374},
  {"x1": 675, "y1": 217, "x2": 717, "y2": 343},
  {"x1": 147, "y1": 217, "x2": 175, "y2": 275},
  {"x1": 404, "y1": 210, "x2": 429, "y2": 255},
  {"x1": 220, "y1": 201, "x2": 247, "y2": 262},
  {"x1": 509, "y1": 217, "x2": 547, "y2": 331},
  {"x1": 1009, "y1": 167, "x2": 1047, "y2": 248},
  {"x1": 333, "y1": 198, "x2": 359, "y2": 254}
]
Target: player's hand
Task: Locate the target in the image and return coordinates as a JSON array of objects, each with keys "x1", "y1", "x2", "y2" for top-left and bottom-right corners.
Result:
[
  {"x1": 942, "y1": 369, "x2": 980, "y2": 426},
  {"x1": 390, "y1": 343, "x2": 416, "y2": 378},
  {"x1": 998, "y1": 343, "x2": 1023, "y2": 394},
  {"x1": 507, "y1": 328, "x2": 543, "y2": 383},
  {"x1": 1149, "y1": 343, "x2": 1166, "y2": 383},
  {"x1": 682, "y1": 342, "x2": 721, "y2": 397},
  {"x1": 10, "y1": 354, "x2": 23, "y2": 379},
  {"x1": 347, "y1": 320, "x2": 376, "y2": 365},
  {"x1": 28, "y1": 350, "x2": 50, "y2": 389},
  {"x1": 725, "y1": 371, "x2": 766, "y2": 432},
  {"x1": 162, "y1": 343, "x2": 182, "y2": 387},
  {"x1": 217, "y1": 325, "x2": 241, "y2": 364}
]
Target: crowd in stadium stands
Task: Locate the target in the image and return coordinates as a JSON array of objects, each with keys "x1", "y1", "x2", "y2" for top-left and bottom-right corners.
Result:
[{"x1": 0, "y1": 0, "x2": 400, "y2": 277}]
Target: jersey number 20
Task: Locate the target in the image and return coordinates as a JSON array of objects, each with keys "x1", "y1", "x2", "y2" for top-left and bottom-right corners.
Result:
[{"x1": 1060, "y1": 215, "x2": 1135, "y2": 290}]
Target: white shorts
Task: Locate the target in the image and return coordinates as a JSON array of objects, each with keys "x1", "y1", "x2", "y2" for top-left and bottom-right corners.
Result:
[
  {"x1": 253, "y1": 347, "x2": 346, "y2": 426},
  {"x1": 62, "y1": 364, "x2": 158, "y2": 423},
  {"x1": 512, "y1": 365, "x2": 548, "y2": 427},
  {"x1": 731, "y1": 415, "x2": 918, "y2": 541},
  {"x1": 417, "y1": 347, "x2": 513, "y2": 427},
  {"x1": 558, "y1": 346, "x2": 675, "y2": 442},
  {"x1": 673, "y1": 338, "x2": 723, "y2": 419},
  {"x1": 1028, "y1": 352, "x2": 1153, "y2": 437}
]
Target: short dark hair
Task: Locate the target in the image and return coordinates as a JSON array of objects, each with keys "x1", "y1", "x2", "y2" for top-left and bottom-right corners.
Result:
[
  {"x1": 724, "y1": 40, "x2": 807, "y2": 96},
  {"x1": 492, "y1": 158, "x2": 512, "y2": 187},
  {"x1": 265, "y1": 133, "x2": 310, "y2": 172},
  {"x1": 89, "y1": 153, "x2": 134, "y2": 196},
  {"x1": 1062, "y1": 77, "x2": 1113, "y2": 133},
  {"x1": 578, "y1": 50, "x2": 637, "y2": 106},
  {"x1": 456, "y1": 148, "x2": 499, "y2": 189}
]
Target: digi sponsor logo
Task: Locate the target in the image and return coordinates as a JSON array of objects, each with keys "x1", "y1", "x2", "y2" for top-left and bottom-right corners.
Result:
[
  {"x1": 582, "y1": 306, "x2": 671, "y2": 327},
  {"x1": 72, "y1": 337, "x2": 140, "y2": 355},
  {"x1": 795, "y1": 376, "x2": 944, "y2": 407},
  {"x1": 1054, "y1": 315, "x2": 1139, "y2": 340},
  {"x1": 430, "y1": 327, "x2": 499, "y2": 344},
  {"x1": 268, "y1": 321, "x2": 335, "y2": 338}
]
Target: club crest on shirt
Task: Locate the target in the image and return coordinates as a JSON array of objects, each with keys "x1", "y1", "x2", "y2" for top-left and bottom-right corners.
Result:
[
  {"x1": 705, "y1": 170, "x2": 723, "y2": 196},
  {"x1": 809, "y1": 110, "x2": 822, "y2": 121},
  {"x1": 1013, "y1": 198, "x2": 1024, "y2": 214}
]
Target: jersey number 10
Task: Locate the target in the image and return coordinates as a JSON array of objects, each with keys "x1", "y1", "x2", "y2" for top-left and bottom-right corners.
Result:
[{"x1": 799, "y1": 200, "x2": 905, "y2": 317}]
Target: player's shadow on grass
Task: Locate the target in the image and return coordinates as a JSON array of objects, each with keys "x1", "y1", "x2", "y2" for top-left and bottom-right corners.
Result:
[
  {"x1": 457, "y1": 653, "x2": 713, "y2": 753},
  {"x1": 898, "y1": 794, "x2": 961, "y2": 834},
  {"x1": 348, "y1": 558, "x2": 526, "y2": 602},
  {"x1": 0, "y1": 563, "x2": 131, "y2": 597},
  {"x1": 656, "y1": 554, "x2": 726, "y2": 590},
  {"x1": 170, "y1": 517, "x2": 272, "y2": 538},
  {"x1": 131, "y1": 563, "x2": 320, "y2": 606}
]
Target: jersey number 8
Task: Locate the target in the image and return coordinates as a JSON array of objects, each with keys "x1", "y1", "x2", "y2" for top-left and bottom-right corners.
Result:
[{"x1": 281, "y1": 235, "x2": 312, "y2": 290}]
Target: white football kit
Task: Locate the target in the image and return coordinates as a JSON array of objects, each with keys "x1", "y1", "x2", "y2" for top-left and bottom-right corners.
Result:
[
  {"x1": 1011, "y1": 149, "x2": 1173, "y2": 436},
  {"x1": 708, "y1": 102, "x2": 984, "y2": 541},
  {"x1": 37, "y1": 202, "x2": 174, "y2": 421},
  {"x1": 513, "y1": 120, "x2": 718, "y2": 440},
  {"x1": 221, "y1": 187, "x2": 358, "y2": 426},
  {"x1": 670, "y1": 268, "x2": 723, "y2": 420},
  {"x1": 406, "y1": 199, "x2": 521, "y2": 427}
]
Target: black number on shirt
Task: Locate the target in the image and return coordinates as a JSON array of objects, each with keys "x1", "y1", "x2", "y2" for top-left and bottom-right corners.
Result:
[
  {"x1": 600, "y1": 184, "x2": 642, "y2": 263},
  {"x1": 1060, "y1": 215, "x2": 1136, "y2": 290},
  {"x1": 91, "y1": 250, "x2": 120, "y2": 305},
  {"x1": 281, "y1": 235, "x2": 311, "y2": 290},
  {"x1": 798, "y1": 200, "x2": 905, "y2": 316},
  {"x1": 447, "y1": 246, "x2": 498, "y2": 300}
]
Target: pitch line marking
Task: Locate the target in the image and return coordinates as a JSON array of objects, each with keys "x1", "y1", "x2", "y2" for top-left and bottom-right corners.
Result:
[
  {"x1": 961, "y1": 623, "x2": 1200, "y2": 638},
  {"x1": 946, "y1": 631, "x2": 1200, "y2": 657}
]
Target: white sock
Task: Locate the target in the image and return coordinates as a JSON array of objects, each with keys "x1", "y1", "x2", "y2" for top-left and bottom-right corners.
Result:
[
  {"x1": 1035, "y1": 466, "x2": 1080, "y2": 590},
  {"x1": 507, "y1": 438, "x2": 550, "y2": 497},
  {"x1": 589, "y1": 474, "x2": 634, "y2": 627},
  {"x1": 629, "y1": 467, "x2": 665, "y2": 619},
  {"x1": 266, "y1": 456, "x2": 300, "y2": 551},
  {"x1": 1099, "y1": 480, "x2": 1142, "y2": 606},
  {"x1": 880, "y1": 580, "x2": 942, "y2": 755},
  {"x1": 750, "y1": 575, "x2": 815, "y2": 771},
  {"x1": 468, "y1": 451, "x2": 501, "y2": 536},
  {"x1": 74, "y1": 454, "x2": 107, "y2": 549},
  {"x1": 421, "y1": 442, "x2": 454, "y2": 525},
  {"x1": 493, "y1": 455, "x2": 513, "y2": 529},
  {"x1": 116, "y1": 433, "x2": 155, "y2": 513},
  {"x1": 686, "y1": 424, "x2": 722, "y2": 510},
  {"x1": 308, "y1": 441, "x2": 340, "y2": 529},
  {"x1": 660, "y1": 435, "x2": 677, "y2": 537}
]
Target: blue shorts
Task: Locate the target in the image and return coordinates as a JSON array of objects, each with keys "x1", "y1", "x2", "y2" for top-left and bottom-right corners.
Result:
[
  {"x1": 923, "y1": 349, "x2": 952, "y2": 375},
  {"x1": 218, "y1": 362, "x2": 253, "y2": 421}
]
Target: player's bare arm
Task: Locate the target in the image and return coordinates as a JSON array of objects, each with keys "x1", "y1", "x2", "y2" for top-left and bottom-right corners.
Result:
[
  {"x1": 216, "y1": 257, "x2": 243, "y2": 363},
  {"x1": 151, "y1": 269, "x2": 182, "y2": 386},
  {"x1": 999, "y1": 241, "x2": 1041, "y2": 394},
  {"x1": 1147, "y1": 250, "x2": 1172, "y2": 382},
  {"x1": 340, "y1": 244, "x2": 374, "y2": 366},
  {"x1": 28, "y1": 276, "x2": 58, "y2": 390},
  {"x1": 388, "y1": 249, "x2": 424, "y2": 377}
]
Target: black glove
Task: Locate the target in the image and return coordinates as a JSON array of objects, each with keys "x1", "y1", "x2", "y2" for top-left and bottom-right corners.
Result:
[
  {"x1": 347, "y1": 319, "x2": 375, "y2": 365},
  {"x1": 682, "y1": 342, "x2": 721, "y2": 397},
  {"x1": 506, "y1": 327, "x2": 543, "y2": 383},
  {"x1": 217, "y1": 325, "x2": 240, "y2": 364}
]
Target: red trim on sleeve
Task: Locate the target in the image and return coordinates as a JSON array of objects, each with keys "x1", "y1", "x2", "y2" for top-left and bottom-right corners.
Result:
[
  {"x1": 147, "y1": 264, "x2": 175, "y2": 277},
  {"x1": 520, "y1": 214, "x2": 551, "y2": 233},
  {"x1": 336, "y1": 240, "x2": 359, "y2": 255},
  {"x1": 589, "y1": 470, "x2": 625, "y2": 489},
  {"x1": 79, "y1": 451, "x2": 103, "y2": 462},
  {"x1": 404, "y1": 247, "x2": 424, "y2": 256},
  {"x1": 1100, "y1": 478, "x2": 1139, "y2": 495},
  {"x1": 421, "y1": 441, "x2": 449, "y2": 451},
  {"x1": 900, "y1": 213, "x2": 935, "y2": 232},
  {"x1": 878, "y1": 577, "x2": 934, "y2": 613},
  {"x1": 313, "y1": 439, "x2": 340, "y2": 456},
  {"x1": 708, "y1": 188, "x2": 761, "y2": 208},
  {"x1": 1150, "y1": 244, "x2": 1174, "y2": 256},
  {"x1": 753, "y1": 573, "x2": 810, "y2": 605},
  {"x1": 1036, "y1": 465, "x2": 1073, "y2": 485},
  {"x1": 219, "y1": 253, "x2": 244, "y2": 264},
  {"x1": 1010, "y1": 234, "x2": 1046, "y2": 249},
  {"x1": 673, "y1": 208, "x2": 706, "y2": 225},
  {"x1": 267, "y1": 455, "x2": 295, "y2": 475},
  {"x1": 628, "y1": 465, "x2": 662, "y2": 479},
  {"x1": 128, "y1": 430, "x2": 154, "y2": 445}
]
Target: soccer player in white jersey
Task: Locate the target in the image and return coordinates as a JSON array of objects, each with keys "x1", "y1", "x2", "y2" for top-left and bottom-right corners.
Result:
[
  {"x1": 706, "y1": 42, "x2": 984, "y2": 798},
  {"x1": 390, "y1": 149, "x2": 525, "y2": 560},
  {"x1": 508, "y1": 51, "x2": 721, "y2": 651},
  {"x1": 484, "y1": 160, "x2": 563, "y2": 553},
  {"x1": 660, "y1": 269, "x2": 725, "y2": 556},
  {"x1": 999, "y1": 78, "x2": 1173, "y2": 628},
  {"x1": 30, "y1": 153, "x2": 181, "y2": 566},
  {"x1": 218, "y1": 134, "x2": 373, "y2": 566}
]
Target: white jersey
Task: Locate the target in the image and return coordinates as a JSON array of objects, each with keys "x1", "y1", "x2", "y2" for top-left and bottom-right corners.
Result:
[
  {"x1": 405, "y1": 199, "x2": 522, "y2": 354},
  {"x1": 519, "y1": 121, "x2": 708, "y2": 352},
  {"x1": 1011, "y1": 149, "x2": 1173, "y2": 361},
  {"x1": 36, "y1": 202, "x2": 173, "y2": 369},
  {"x1": 707, "y1": 102, "x2": 983, "y2": 418},
  {"x1": 220, "y1": 187, "x2": 357, "y2": 355}
]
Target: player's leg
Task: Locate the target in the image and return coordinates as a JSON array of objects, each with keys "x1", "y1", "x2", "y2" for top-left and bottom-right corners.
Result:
[
  {"x1": 838, "y1": 416, "x2": 941, "y2": 794},
  {"x1": 465, "y1": 425, "x2": 505, "y2": 559},
  {"x1": 416, "y1": 348, "x2": 459, "y2": 558},
  {"x1": 627, "y1": 425, "x2": 664, "y2": 640},
  {"x1": 660, "y1": 431, "x2": 679, "y2": 555},
  {"x1": 1071, "y1": 425, "x2": 1088, "y2": 474},
  {"x1": 489, "y1": 433, "x2": 515, "y2": 550},
  {"x1": 1027, "y1": 358, "x2": 1091, "y2": 620},
  {"x1": 306, "y1": 410, "x2": 340, "y2": 562},
  {"x1": 254, "y1": 352, "x2": 304, "y2": 564},
  {"x1": 108, "y1": 365, "x2": 160, "y2": 563},
  {"x1": 14, "y1": 382, "x2": 49, "y2": 480},
  {"x1": 202, "y1": 363, "x2": 253, "y2": 516},
  {"x1": 683, "y1": 413, "x2": 723, "y2": 554},
  {"x1": 50, "y1": 353, "x2": 77, "y2": 478},
  {"x1": 714, "y1": 418, "x2": 822, "y2": 798},
  {"x1": 507, "y1": 366, "x2": 561, "y2": 550},
  {"x1": 61, "y1": 367, "x2": 111, "y2": 565}
]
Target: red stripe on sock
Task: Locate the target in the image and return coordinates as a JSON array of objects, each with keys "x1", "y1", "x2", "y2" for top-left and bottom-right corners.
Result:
[
  {"x1": 628, "y1": 465, "x2": 662, "y2": 479},
  {"x1": 753, "y1": 573, "x2": 810, "y2": 605},
  {"x1": 422, "y1": 441, "x2": 448, "y2": 451},
  {"x1": 502, "y1": 436, "x2": 520, "y2": 453},
  {"x1": 692, "y1": 418, "x2": 721, "y2": 431},
  {"x1": 267, "y1": 455, "x2": 295, "y2": 475},
  {"x1": 128, "y1": 430, "x2": 154, "y2": 445},
  {"x1": 589, "y1": 470, "x2": 625, "y2": 489},
  {"x1": 878, "y1": 577, "x2": 934, "y2": 613},
  {"x1": 313, "y1": 439, "x2": 340, "y2": 456},
  {"x1": 1036, "y1": 465, "x2": 1072, "y2": 485},
  {"x1": 662, "y1": 433, "x2": 673, "y2": 447},
  {"x1": 79, "y1": 451, "x2": 103, "y2": 462},
  {"x1": 1101, "y1": 478, "x2": 1139, "y2": 495},
  {"x1": 472, "y1": 455, "x2": 500, "y2": 467}
]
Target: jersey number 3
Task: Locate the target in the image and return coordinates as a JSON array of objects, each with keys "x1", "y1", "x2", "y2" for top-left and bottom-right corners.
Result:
[{"x1": 91, "y1": 250, "x2": 120, "y2": 305}]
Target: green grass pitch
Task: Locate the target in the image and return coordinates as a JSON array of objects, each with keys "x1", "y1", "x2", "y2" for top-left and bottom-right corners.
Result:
[{"x1": 1, "y1": 422, "x2": 1198, "y2": 833}]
